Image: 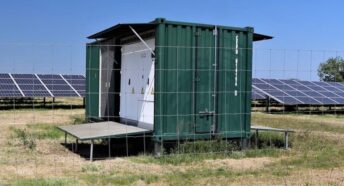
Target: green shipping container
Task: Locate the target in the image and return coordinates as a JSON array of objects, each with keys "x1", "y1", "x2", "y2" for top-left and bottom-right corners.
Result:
[{"x1": 86, "y1": 18, "x2": 272, "y2": 142}]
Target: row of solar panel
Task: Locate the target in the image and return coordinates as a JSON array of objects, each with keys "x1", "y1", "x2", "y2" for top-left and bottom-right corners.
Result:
[
  {"x1": 3, "y1": 73, "x2": 343, "y2": 105},
  {"x1": 0, "y1": 74, "x2": 85, "y2": 97},
  {"x1": 252, "y1": 78, "x2": 344, "y2": 105}
]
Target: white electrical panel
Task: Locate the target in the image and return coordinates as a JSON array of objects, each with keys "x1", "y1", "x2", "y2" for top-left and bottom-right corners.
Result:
[{"x1": 120, "y1": 38, "x2": 155, "y2": 129}]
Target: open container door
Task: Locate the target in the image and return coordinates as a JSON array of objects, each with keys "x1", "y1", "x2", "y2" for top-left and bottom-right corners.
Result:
[
  {"x1": 119, "y1": 38, "x2": 155, "y2": 130},
  {"x1": 99, "y1": 39, "x2": 117, "y2": 120},
  {"x1": 86, "y1": 44, "x2": 100, "y2": 120}
]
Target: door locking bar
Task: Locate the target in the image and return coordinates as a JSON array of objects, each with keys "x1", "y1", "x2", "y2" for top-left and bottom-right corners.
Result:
[{"x1": 199, "y1": 108, "x2": 215, "y2": 116}]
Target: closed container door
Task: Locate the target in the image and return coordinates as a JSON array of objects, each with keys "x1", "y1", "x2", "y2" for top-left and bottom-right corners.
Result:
[{"x1": 195, "y1": 28, "x2": 215, "y2": 133}]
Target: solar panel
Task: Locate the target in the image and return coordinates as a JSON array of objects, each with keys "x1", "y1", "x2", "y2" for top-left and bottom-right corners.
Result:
[
  {"x1": 252, "y1": 87, "x2": 266, "y2": 100},
  {"x1": 279, "y1": 80, "x2": 334, "y2": 104},
  {"x1": 12, "y1": 74, "x2": 51, "y2": 97},
  {"x1": 334, "y1": 83, "x2": 344, "y2": 95},
  {"x1": 298, "y1": 81, "x2": 344, "y2": 104},
  {"x1": 37, "y1": 74, "x2": 78, "y2": 97},
  {"x1": 253, "y1": 78, "x2": 344, "y2": 105},
  {"x1": 0, "y1": 73, "x2": 22, "y2": 97},
  {"x1": 62, "y1": 75, "x2": 85, "y2": 97},
  {"x1": 314, "y1": 81, "x2": 344, "y2": 99},
  {"x1": 253, "y1": 78, "x2": 303, "y2": 105}
]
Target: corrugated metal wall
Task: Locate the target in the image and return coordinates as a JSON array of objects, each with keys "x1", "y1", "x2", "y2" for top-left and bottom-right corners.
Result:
[
  {"x1": 216, "y1": 28, "x2": 253, "y2": 139},
  {"x1": 154, "y1": 21, "x2": 253, "y2": 141},
  {"x1": 155, "y1": 23, "x2": 198, "y2": 141}
]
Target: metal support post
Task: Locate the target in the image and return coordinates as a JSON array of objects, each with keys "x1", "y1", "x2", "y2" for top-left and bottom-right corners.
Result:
[
  {"x1": 285, "y1": 131, "x2": 289, "y2": 149},
  {"x1": 90, "y1": 140, "x2": 94, "y2": 161},
  {"x1": 265, "y1": 97, "x2": 270, "y2": 112},
  {"x1": 64, "y1": 132, "x2": 67, "y2": 144},
  {"x1": 75, "y1": 139, "x2": 78, "y2": 152},
  {"x1": 108, "y1": 138, "x2": 111, "y2": 158},
  {"x1": 255, "y1": 129, "x2": 259, "y2": 148}
]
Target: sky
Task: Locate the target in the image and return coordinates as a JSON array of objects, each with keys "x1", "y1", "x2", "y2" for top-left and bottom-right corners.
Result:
[{"x1": 0, "y1": 0, "x2": 343, "y2": 80}]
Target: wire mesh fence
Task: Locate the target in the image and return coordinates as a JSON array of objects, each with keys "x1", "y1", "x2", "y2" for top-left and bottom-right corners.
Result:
[{"x1": 0, "y1": 43, "x2": 343, "y2": 185}]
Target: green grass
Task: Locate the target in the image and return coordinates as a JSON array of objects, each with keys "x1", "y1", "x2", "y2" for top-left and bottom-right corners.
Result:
[
  {"x1": 132, "y1": 148, "x2": 286, "y2": 166},
  {"x1": 80, "y1": 173, "x2": 159, "y2": 185},
  {"x1": 252, "y1": 112, "x2": 344, "y2": 133},
  {"x1": 171, "y1": 139, "x2": 238, "y2": 154},
  {"x1": 131, "y1": 134, "x2": 288, "y2": 165},
  {"x1": 163, "y1": 167, "x2": 237, "y2": 185},
  {"x1": 11, "y1": 128, "x2": 36, "y2": 150},
  {"x1": 252, "y1": 113, "x2": 344, "y2": 170},
  {"x1": 8, "y1": 123, "x2": 64, "y2": 151},
  {"x1": 128, "y1": 111, "x2": 344, "y2": 185},
  {"x1": 81, "y1": 164, "x2": 102, "y2": 173},
  {"x1": 79, "y1": 168, "x2": 236, "y2": 186},
  {"x1": 277, "y1": 132, "x2": 344, "y2": 169},
  {"x1": 27, "y1": 124, "x2": 63, "y2": 140},
  {"x1": 9, "y1": 177, "x2": 74, "y2": 186},
  {"x1": 9, "y1": 123, "x2": 64, "y2": 141},
  {"x1": 4, "y1": 111, "x2": 344, "y2": 185},
  {"x1": 70, "y1": 115, "x2": 85, "y2": 124}
]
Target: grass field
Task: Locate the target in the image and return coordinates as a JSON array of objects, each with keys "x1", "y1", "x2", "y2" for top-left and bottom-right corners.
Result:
[{"x1": 0, "y1": 105, "x2": 343, "y2": 185}]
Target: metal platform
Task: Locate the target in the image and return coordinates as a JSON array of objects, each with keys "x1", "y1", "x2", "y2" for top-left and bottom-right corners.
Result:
[
  {"x1": 251, "y1": 125, "x2": 294, "y2": 149},
  {"x1": 58, "y1": 121, "x2": 152, "y2": 161},
  {"x1": 58, "y1": 121, "x2": 151, "y2": 140}
]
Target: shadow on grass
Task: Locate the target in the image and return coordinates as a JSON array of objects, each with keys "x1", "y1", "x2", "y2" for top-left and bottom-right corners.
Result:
[
  {"x1": 60, "y1": 132, "x2": 291, "y2": 163},
  {"x1": 61, "y1": 136, "x2": 154, "y2": 161}
]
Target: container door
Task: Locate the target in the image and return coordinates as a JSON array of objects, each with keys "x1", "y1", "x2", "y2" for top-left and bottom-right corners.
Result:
[
  {"x1": 194, "y1": 28, "x2": 215, "y2": 133},
  {"x1": 120, "y1": 38, "x2": 155, "y2": 128},
  {"x1": 137, "y1": 39, "x2": 155, "y2": 130},
  {"x1": 100, "y1": 43, "x2": 116, "y2": 120},
  {"x1": 86, "y1": 45, "x2": 100, "y2": 120}
]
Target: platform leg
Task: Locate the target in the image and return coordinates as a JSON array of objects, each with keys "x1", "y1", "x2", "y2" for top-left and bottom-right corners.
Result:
[
  {"x1": 108, "y1": 138, "x2": 111, "y2": 158},
  {"x1": 255, "y1": 129, "x2": 259, "y2": 148},
  {"x1": 64, "y1": 132, "x2": 67, "y2": 144},
  {"x1": 285, "y1": 132, "x2": 289, "y2": 149},
  {"x1": 90, "y1": 140, "x2": 94, "y2": 161},
  {"x1": 75, "y1": 139, "x2": 78, "y2": 152}
]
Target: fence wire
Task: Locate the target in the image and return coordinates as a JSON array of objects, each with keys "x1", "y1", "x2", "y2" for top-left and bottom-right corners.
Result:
[{"x1": 0, "y1": 44, "x2": 343, "y2": 185}]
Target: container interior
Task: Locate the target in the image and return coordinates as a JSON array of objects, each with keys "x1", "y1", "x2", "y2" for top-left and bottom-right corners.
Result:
[{"x1": 98, "y1": 38, "x2": 155, "y2": 130}]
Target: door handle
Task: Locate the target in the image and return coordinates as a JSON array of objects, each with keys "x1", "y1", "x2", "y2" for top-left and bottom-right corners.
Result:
[{"x1": 199, "y1": 108, "x2": 215, "y2": 116}]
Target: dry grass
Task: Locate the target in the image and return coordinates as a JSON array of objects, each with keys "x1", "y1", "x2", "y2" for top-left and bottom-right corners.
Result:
[
  {"x1": 0, "y1": 109, "x2": 84, "y2": 125},
  {"x1": 203, "y1": 157, "x2": 275, "y2": 171},
  {"x1": 0, "y1": 104, "x2": 343, "y2": 185}
]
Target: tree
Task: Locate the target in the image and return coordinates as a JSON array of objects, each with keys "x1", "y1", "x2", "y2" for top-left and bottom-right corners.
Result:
[{"x1": 318, "y1": 57, "x2": 344, "y2": 82}]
